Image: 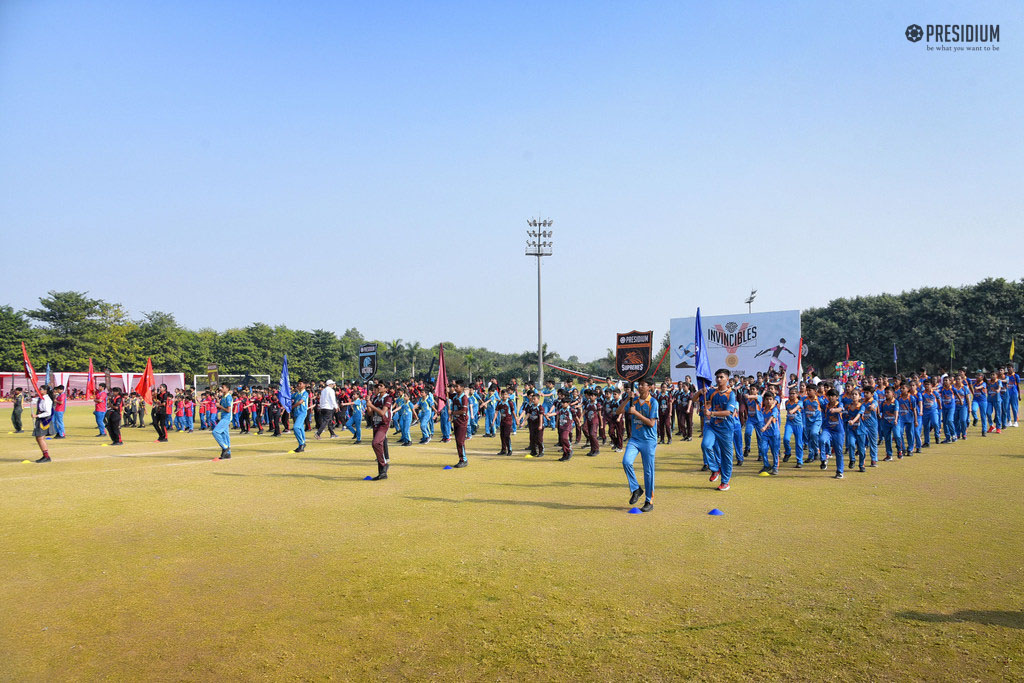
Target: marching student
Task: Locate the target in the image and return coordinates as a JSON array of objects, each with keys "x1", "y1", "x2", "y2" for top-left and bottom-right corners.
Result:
[
  {"x1": 495, "y1": 387, "x2": 516, "y2": 455},
  {"x1": 972, "y1": 373, "x2": 989, "y2": 436},
  {"x1": 897, "y1": 386, "x2": 918, "y2": 454},
  {"x1": 879, "y1": 385, "x2": 902, "y2": 460},
  {"x1": 758, "y1": 393, "x2": 781, "y2": 475},
  {"x1": 105, "y1": 387, "x2": 124, "y2": 446},
  {"x1": 212, "y1": 382, "x2": 233, "y2": 459},
  {"x1": 291, "y1": 380, "x2": 310, "y2": 453},
  {"x1": 52, "y1": 384, "x2": 67, "y2": 438},
  {"x1": 823, "y1": 390, "x2": 846, "y2": 478},
  {"x1": 342, "y1": 394, "x2": 365, "y2": 444},
  {"x1": 10, "y1": 387, "x2": 24, "y2": 433},
  {"x1": 94, "y1": 382, "x2": 108, "y2": 437},
  {"x1": 860, "y1": 383, "x2": 880, "y2": 467},
  {"x1": 618, "y1": 377, "x2": 658, "y2": 511},
  {"x1": 702, "y1": 369, "x2": 736, "y2": 491},
  {"x1": 920, "y1": 379, "x2": 941, "y2": 446},
  {"x1": 450, "y1": 380, "x2": 470, "y2": 467},
  {"x1": 939, "y1": 377, "x2": 957, "y2": 443},
  {"x1": 550, "y1": 388, "x2": 575, "y2": 461},
  {"x1": 32, "y1": 384, "x2": 55, "y2": 463},
  {"x1": 314, "y1": 379, "x2": 339, "y2": 440},
  {"x1": 522, "y1": 391, "x2": 546, "y2": 457},
  {"x1": 802, "y1": 384, "x2": 823, "y2": 466},
  {"x1": 153, "y1": 384, "x2": 172, "y2": 442},
  {"x1": 782, "y1": 387, "x2": 804, "y2": 466},
  {"x1": 414, "y1": 391, "x2": 433, "y2": 444},
  {"x1": 365, "y1": 381, "x2": 393, "y2": 479}
]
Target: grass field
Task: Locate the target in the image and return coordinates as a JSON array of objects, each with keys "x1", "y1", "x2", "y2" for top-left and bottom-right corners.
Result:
[{"x1": 1, "y1": 405, "x2": 1022, "y2": 681}]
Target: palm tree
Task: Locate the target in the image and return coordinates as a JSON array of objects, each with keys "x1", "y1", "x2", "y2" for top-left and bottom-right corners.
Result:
[
  {"x1": 407, "y1": 341, "x2": 422, "y2": 378},
  {"x1": 388, "y1": 339, "x2": 403, "y2": 376}
]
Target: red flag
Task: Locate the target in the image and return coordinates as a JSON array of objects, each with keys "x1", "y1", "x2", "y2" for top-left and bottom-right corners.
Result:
[
  {"x1": 21, "y1": 342, "x2": 41, "y2": 395},
  {"x1": 135, "y1": 357, "x2": 155, "y2": 405},
  {"x1": 845, "y1": 343, "x2": 850, "y2": 361},
  {"x1": 433, "y1": 343, "x2": 449, "y2": 413},
  {"x1": 86, "y1": 358, "x2": 96, "y2": 399}
]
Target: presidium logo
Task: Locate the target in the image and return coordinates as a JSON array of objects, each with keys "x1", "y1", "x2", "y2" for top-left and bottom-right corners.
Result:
[{"x1": 905, "y1": 23, "x2": 1001, "y2": 51}]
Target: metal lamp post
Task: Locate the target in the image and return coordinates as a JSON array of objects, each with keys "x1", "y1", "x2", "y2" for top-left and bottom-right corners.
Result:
[{"x1": 526, "y1": 219, "x2": 553, "y2": 386}]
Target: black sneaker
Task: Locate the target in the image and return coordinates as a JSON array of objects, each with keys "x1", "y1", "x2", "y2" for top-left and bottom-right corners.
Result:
[
  {"x1": 640, "y1": 501, "x2": 653, "y2": 513},
  {"x1": 770, "y1": 468, "x2": 778, "y2": 475},
  {"x1": 820, "y1": 461, "x2": 827, "y2": 470},
  {"x1": 454, "y1": 460, "x2": 468, "y2": 468},
  {"x1": 35, "y1": 455, "x2": 51, "y2": 463},
  {"x1": 629, "y1": 487, "x2": 644, "y2": 505},
  {"x1": 372, "y1": 471, "x2": 388, "y2": 480},
  {"x1": 795, "y1": 463, "x2": 802, "y2": 469},
  {"x1": 221, "y1": 452, "x2": 231, "y2": 459},
  {"x1": 858, "y1": 466, "x2": 865, "y2": 472},
  {"x1": 834, "y1": 473, "x2": 844, "y2": 479},
  {"x1": 782, "y1": 454, "x2": 791, "y2": 462}
]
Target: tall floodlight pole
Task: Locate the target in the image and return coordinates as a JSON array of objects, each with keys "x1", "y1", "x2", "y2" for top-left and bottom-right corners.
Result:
[
  {"x1": 526, "y1": 219, "x2": 553, "y2": 386},
  {"x1": 745, "y1": 288, "x2": 758, "y2": 314}
]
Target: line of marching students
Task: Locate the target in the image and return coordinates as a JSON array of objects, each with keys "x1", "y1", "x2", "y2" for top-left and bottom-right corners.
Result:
[{"x1": 697, "y1": 364, "x2": 1020, "y2": 489}]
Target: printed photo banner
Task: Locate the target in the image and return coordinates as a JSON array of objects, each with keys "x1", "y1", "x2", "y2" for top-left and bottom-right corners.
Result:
[{"x1": 670, "y1": 310, "x2": 801, "y2": 381}]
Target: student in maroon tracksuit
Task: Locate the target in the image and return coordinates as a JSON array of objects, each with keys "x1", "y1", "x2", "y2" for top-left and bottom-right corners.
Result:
[
  {"x1": 522, "y1": 392, "x2": 546, "y2": 456},
  {"x1": 583, "y1": 390, "x2": 601, "y2": 456},
  {"x1": 495, "y1": 388, "x2": 516, "y2": 455},
  {"x1": 451, "y1": 380, "x2": 470, "y2": 467},
  {"x1": 365, "y1": 382, "x2": 393, "y2": 480},
  {"x1": 549, "y1": 388, "x2": 575, "y2": 461}
]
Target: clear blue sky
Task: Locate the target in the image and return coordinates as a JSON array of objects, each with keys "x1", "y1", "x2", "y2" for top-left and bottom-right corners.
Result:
[{"x1": 2, "y1": 1, "x2": 1021, "y2": 361}]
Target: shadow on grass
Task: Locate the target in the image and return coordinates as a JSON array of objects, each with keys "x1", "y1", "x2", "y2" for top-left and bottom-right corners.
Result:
[
  {"x1": 897, "y1": 610, "x2": 1024, "y2": 629},
  {"x1": 406, "y1": 495, "x2": 613, "y2": 511},
  {"x1": 496, "y1": 480, "x2": 689, "y2": 490}
]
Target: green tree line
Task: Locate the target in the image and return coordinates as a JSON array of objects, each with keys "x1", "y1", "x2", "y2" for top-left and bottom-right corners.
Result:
[{"x1": 1, "y1": 279, "x2": 1020, "y2": 384}]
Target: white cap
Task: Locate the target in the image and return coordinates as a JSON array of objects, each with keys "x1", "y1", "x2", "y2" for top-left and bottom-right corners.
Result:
[{"x1": 326, "y1": 379, "x2": 336, "y2": 386}]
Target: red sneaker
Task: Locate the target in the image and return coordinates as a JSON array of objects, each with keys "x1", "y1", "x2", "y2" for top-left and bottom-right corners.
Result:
[
  {"x1": 709, "y1": 471, "x2": 720, "y2": 483},
  {"x1": 717, "y1": 483, "x2": 730, "y2": 491},
  {"x1": 996, "y1": 429, "x2": 1002, "y2": 434},
  {"x1": 988, "y1": 426, "x2": 995, "y2": 433}
]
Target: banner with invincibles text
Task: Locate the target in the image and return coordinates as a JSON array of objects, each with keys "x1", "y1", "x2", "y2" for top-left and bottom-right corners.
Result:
[{"x1": 670, "y1": 310, "x2": 801, "y2": 381}]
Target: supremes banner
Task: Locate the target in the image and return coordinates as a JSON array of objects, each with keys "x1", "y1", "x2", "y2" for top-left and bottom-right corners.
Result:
[{"x1": 670, "y1": 310, "x2": 801, "y2": 381}]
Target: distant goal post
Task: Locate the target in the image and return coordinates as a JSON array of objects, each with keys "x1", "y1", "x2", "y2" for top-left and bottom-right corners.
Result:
[{"x1": 193, "y1": 374, "x2": 272, "y2": 393}]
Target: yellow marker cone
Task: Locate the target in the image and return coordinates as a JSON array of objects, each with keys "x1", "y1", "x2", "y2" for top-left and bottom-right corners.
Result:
[
  {"x1": 21, "y1": 459, "x2": 31, "y2": 463},
  {"x1": 758, "y1": 471, "x2": 771, "y2": 477}
]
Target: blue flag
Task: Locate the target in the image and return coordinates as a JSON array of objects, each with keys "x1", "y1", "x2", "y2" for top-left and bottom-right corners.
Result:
[
  {"x1": 694, "y1": 307, "x2": 713, "y2": 390},
  {"x1": 278, "y1": 354, "x2": 292, "y2": 411},
  {"x1": 893, "y1": 343, "x2": 898, "y2": 364},
  {"x1": 44, "y1": 362, "x2": 52, "y2": 388}
]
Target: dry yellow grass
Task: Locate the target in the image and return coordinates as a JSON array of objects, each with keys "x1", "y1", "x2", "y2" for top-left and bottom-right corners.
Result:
[{"x1": 1, "y1": 406, "x2": 1022, "y2": 680}]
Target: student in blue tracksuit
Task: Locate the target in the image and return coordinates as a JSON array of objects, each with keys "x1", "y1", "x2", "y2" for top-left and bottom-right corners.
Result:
[
  {"x1": 910, "y1": 382, "x2": 923, "y2": 451},
  {"x1": 842, "y1": 393, "x2": 865, "y2": 471},
  {"x1": 782, "y1": 390, "x2": 805, "y2": 466},
  {"x1": 939, "y1": 377, "x2": 957, "y2": 443},
  {"x1": 996, "y1": 371, "x2": 1009, "y2": 429},
  {"x1": 758, "y1": 393, "x2": 781, "y2": 475},
  {"x1": 483, "y1": 388, "x2": 498, "y2": 437},
  {"x1": 1007, "y1": 368, "x2": 1020, "y2": 426},
  {"x1": 742, "y1": 385, "x2": 762, "y2": 459},
  {"x1": 212, "y1": 383, "x2": 233, "y2": 459},
  {"x1": 897, "y1": 387, "x2": 918, "y2": 455},
  {"x1": 823, "y1": 390, "x2": 846, "y2": 478},
  {"x1": 292, "y1": 380, "x2": 309, "y2": 453},
  {"x1": 919, "y1": 380, "x2": 941, "y2": 446},
  {"x1": 468, "y1": 390, "x2": 480, "y2": 437},
  {"x1": 953, "y1": 377, "x2": 969, "y2": 440},
  {"x1": 879, "y1": 386, "x2": 902, "y2": 460},
  {"x1": 540, "y1": 381, "x2": 556, "y2": 429},
  {"x1": 439, "y1": 396, "x2": 452, "y2": 442},
  {"x1": 702, "y1": 369, "x2": 737, "y2": 491},
  {"x1": 729, "y1": 388, "x2": 743, "y2": 464},
  {"x1": 395, "y1": 390, "x2": 413, "y2": 446},
  {"x1": 618, "y1": 378, "x2": 658, "y2": 512},
  {"x1": 860, "y1": 383, "x2": 879, "y2": 468},
  {"x1": 802, "y1": 385, "x2": 823, "y2": 465},
  {"x1": 343, "y1": 395, "x2": 364, "y2": 444},
  {"x1": 971, "y1": 374, "x2": 988, "y2": 435},
  {"x1": 415, "y1": 393, "x2": 433, "y2": 444}
]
